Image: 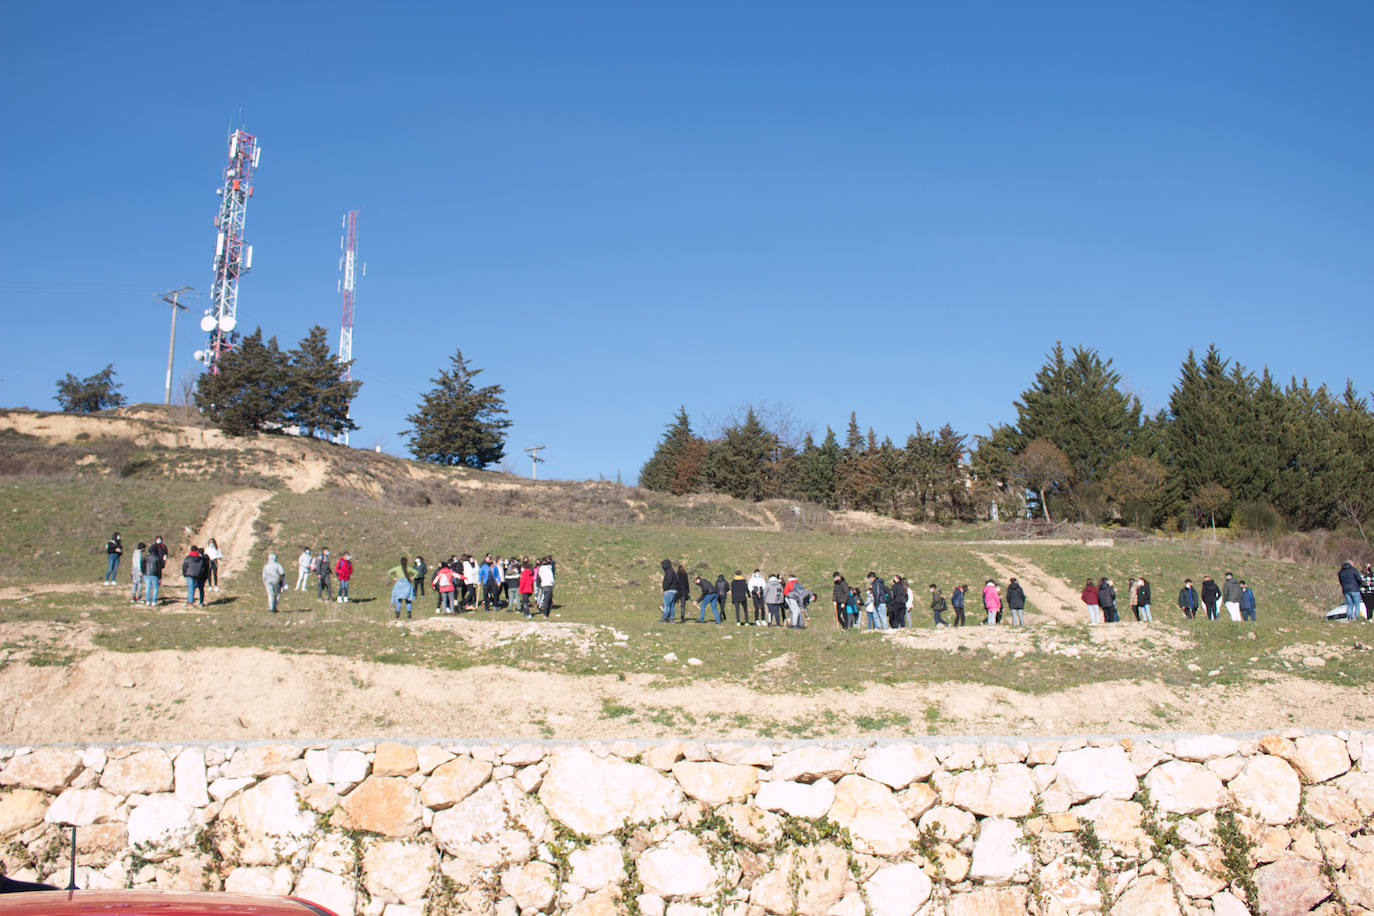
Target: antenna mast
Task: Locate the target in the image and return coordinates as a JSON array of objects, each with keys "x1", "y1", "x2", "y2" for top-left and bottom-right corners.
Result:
[
  {"x1": 524, "y1": 445, "x2": 546, "y2": 480},
  {"x1": 337, "y1": 209, "x2": 363, "y2": 445},
  {"x1": 198, "y1": 128, "x2": 260, "y2": 374}
]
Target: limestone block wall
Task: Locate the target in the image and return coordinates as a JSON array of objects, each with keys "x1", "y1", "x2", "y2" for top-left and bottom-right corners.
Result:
[{"x1": 1, "y1": 733, "x2": 1372, "y2": 916}]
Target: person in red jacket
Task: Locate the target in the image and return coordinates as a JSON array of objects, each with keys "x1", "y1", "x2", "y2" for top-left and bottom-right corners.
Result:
[
  {"x1": 432, "y1": 562, "x2": 457, "y2": 613},
  {"x1": 335, "y1": 552, "x2": 354, "y2": 603},
  {"x1": 1081, "y1": 578, "x2": 1100, "y2": 624},
  {"x1": 518, "y1": 560, "x2": 536, "y2": 618}
]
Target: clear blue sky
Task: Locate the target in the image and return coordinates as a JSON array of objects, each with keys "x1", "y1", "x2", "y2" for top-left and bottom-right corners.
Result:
[{"x1": 2, "y1": 2, "x2": 1371, "y2": 480}]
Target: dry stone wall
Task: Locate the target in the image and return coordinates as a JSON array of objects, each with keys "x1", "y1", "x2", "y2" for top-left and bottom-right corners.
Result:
[{"x1": 1, "y1": 733, "x2": 1373, "y2": 915}]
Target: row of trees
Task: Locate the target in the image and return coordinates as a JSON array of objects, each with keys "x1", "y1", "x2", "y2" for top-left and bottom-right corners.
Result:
[
  {"x1": 193, "y1": 326, "x2": 361, "y2": 438},
  {"x1": 639, "y1": 343, "x2": 1374, "y2": 534},
  {"x1": 54, "y1": 344, "x2": 514, "y2": 470}
]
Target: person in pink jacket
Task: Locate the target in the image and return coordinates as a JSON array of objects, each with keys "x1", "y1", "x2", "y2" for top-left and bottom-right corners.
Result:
[
  {"x1": 982, "y1": 580, "x2": 1002, "y2": 626},
  {"x1": 334, "y1": 552, "x2": 354, "y2": 602}
]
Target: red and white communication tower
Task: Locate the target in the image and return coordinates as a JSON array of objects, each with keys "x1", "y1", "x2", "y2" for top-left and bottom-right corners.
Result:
[
  {"x1": 196, "y1": 129, "x2": 260, "y2": 373},
  {"x1": 337, "y1": 209, "x2": 363, "y2": 445}
]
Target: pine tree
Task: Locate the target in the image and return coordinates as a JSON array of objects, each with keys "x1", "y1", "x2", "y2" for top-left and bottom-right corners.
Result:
[
  {"x1": 405, "y1": 349, "x2": 511, "y2": 468},
  {"x1": 54, "y1": 364, "x2": 126, "y2": 413},
  {"x1": 283, "y1": 325, "x2": 361, "y2": 438},
  {"x1": 639, "y1": 407, "x2": 706, "y2": 494},
  {"x1": 844, "y1": 412, "x2": 863, "y2": 451},
  {"x1": 706, "y1": 407, "x2": 775, "y2": 501},
  {"x1": 1014, "y1": 342, "x2": 1141, "y2": 482},
  {"x1": 195, "y1": 328, "x2": 289, "y2": 436}
]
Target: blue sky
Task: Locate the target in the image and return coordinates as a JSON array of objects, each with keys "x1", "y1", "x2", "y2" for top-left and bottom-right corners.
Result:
[{"x1": 2, "y1": 2, "x2": 1371, "y2": 480}]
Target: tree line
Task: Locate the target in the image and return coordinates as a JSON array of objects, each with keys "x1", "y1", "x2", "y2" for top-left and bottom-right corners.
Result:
[
  {"x1": 55, "y1": 341, "x2": 512, "y2": 470},
  {"x1": 638, "y1": 343, "x2": 1374, "y2": 535}
]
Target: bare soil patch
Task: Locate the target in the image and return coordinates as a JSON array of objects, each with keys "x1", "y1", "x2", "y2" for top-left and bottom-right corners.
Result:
[{"x1": 0, "y1": 645, "x2": 1359, "y2": 743}]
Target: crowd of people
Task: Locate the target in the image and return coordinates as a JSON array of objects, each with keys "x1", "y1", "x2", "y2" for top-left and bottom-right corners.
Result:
[
  {"x1": 104, "y1": 531, "x2": 224, "y2": 608},
  {"x1": 652, "y1": 558, "x2": 1297, "y2": 630}
]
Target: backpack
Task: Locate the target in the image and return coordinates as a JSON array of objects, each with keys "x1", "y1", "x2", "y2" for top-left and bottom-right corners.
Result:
[{"x1": 934, "y1": 594, "x2": 947, "y2": 612}]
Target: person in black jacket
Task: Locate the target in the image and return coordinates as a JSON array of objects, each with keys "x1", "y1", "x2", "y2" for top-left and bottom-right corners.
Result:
[
  {"x1": 1200, "y1": 575, "x2": 1221, "y2": 621},
  {"x1": 674, "y1": 563, "x2": 690, "y2": 622},
  {"x1": 832, "y1": 573, "x2": 850, "y2": 630},
  {"x1": 730, "y1": 571, "x2": 749, "y2": 626},
  {"x1": 1005, "y1": 578, "x2": 1026, "y2": 626},
  {"x1": 951, "y1": 585, "x2": 966, "y2": 627},
  {"x1": 1178, "y1": 579, "x2": 1198, "y2": 619},
  {"x1": 887, "y1": 576, "x2": 908, "y2": 629},
  {"x1": 660, "y1": 559, "x2": 677, "y2": 622},
  {"x1": 1098, "y1": 577, "x2": 1118, "y2": 623},
  {"x1": 1136, "y1": 577, "x2": 1153, "y2": 622},
  {"x1": 1339, "y1": 561, "x2": 1364, "y2": 622},
  {"x1": 929, "y1": 585, "x2": 950, "y2": 627},
  {"x1": 696, "y1": 576, "x2": 722, "y2": 623}
]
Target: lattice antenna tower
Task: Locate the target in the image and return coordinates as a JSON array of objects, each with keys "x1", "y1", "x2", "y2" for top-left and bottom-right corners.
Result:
[
  {"x1": 196, "y1": 129, "x2": 260, "y2": 373},
  {"x1": 337, "y1": 209, "x2": 364, "y2": 445}
]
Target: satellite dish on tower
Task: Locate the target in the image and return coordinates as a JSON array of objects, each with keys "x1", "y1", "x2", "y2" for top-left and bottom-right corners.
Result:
[
  {"x1": 193, "y1": 350, "x2": 206, "y2": 363},
  {"x1": 200, "y1": 315, "x2": 216, "y2": 332},
  {"x1": 219, "y1": 315, "x2": 237, "y2": 332}
]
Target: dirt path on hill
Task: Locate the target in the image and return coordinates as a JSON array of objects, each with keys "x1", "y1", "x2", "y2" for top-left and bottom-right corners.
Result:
[
  {"x1": 974, "y1": 552, "x2": 1082, "y2": 624},
  {"x1": 190, "y1": 489, "x2": 272, "y2": 582},
  {"x1": 0, "y1": 645, "x2": 1359, "y2": 743}
]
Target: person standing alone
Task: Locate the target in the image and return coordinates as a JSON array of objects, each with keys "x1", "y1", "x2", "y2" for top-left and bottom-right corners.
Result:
[
  {"x1": 262, "y1": 552, "x2": 286, "y2": 613},
  {"x1": 103, "y1": 532, "x2": 122, "y2": 585}
]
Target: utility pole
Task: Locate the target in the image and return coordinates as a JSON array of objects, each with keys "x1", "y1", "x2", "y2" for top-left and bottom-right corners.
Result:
[
  {"x1": 158, "y1": 287, "x2": 195, "y2": 405},
  {"x1": 524, "y1": 445, "x2": 546, "y2": 480}
]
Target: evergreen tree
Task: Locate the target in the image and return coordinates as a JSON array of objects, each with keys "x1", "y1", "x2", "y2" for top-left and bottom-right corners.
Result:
[
  {"x1": 405, "y1": 349, "x2": 511, "y2": 468},
  {"x1": 706, "y1": 407, "x2": 775, "y2": 501},
  {"x1": 1332, "y1": 383, "x2": 1374, "y2": 541},
  {"x1": 195, "y1": 328, "x2": 289, "y2": 436},
  {"x1": 934, "y1": 425, "x2": 974, "y2": 521},
  {"x1": 791, "y1": 427, "x2": 841, "y2": 507},
  {"x1": 844, "y1": 412, "x2": 863, "y2": 451},
  {"x1": 1014, "y1": 342, "x2": 1141, "y2": 482},
  {"x1": 54, "y1": 364, "x2": 126, "y2": 413},
  {"x1": 283, "y1": 325, "x2": 361, "y2": 438},
  {"x1": 639, "y1": 406, "x2": 705, "y2": 494}
]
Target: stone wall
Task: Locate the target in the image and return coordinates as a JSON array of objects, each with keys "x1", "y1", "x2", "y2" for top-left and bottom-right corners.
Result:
[{"x1": 1, "y1": 733, "x2": 1372, "y2": 915}]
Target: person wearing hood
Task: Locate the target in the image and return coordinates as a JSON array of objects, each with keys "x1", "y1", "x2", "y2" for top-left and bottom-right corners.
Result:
[
  {"x1": 1081, "y1": 579, "x2": 1099, "y2": 624},
  {"x1": 764, "y1": 574, "x2": 784, "y2": 626},
  {"x1": 1200, "y1": 575, "x2": 1221, "y2": 621},
  {"x1": 951, "y1": 584, "x2": 966, "y2": 627},
  {"x1": 295, "y1": 547, "x2": 313, "y2": 592},
  {"x1": 103, "y1": 532, "x2": 123, "y2": 585},
  {"x1": 1098, "y1": 577, "x2": 1118, "y2": 623},
  {"x1": 262, "y1": 552, "x2": 286, "y2": 613},
  {"x1": 832, "y1": 572, "x2": 850, "y2": 630},
  {"x1": 660, "y1": 559, "x2": 677, "y2": 622},
  {"x1": 730, "y1": 570, "x2": 749, "y2": 626},
  {"x1": 888, "y1": 576, "x2": 908, "y2": 629},
  {"x1": 1339, "y1": 560, "x2": 1363, "y2": 621},
  {"x1": 1005, "y1": 578, "x2": 1026, "y2": 626},
  {"x1": 715, "y1": 573, "x2": 729, "y2": 619},
  {"x1": 674, "y1": 563, "x2": 691, "y2": 622}
]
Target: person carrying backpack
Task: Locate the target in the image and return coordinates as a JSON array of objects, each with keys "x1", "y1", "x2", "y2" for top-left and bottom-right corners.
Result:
[
  {"x1": 335, "y1": 552, "x2": 354, "y2": 603},
  {"x1": 930, "y1": 584, "x2": 949, "y2": 627}
]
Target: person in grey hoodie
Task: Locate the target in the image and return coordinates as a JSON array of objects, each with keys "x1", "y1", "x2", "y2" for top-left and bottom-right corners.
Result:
[{"x1": 262, "y1": 552, "x2": 286, "y2": 613}]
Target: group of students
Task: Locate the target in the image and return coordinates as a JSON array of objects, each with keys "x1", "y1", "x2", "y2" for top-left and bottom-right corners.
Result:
[
  {"x1": 1088, "y1": 572, "x2": 1258, "y2": 624},
  {"x1": 657, "y1": 561, "x2": 1022, "y2": 630},
  {"x1": 104, "y1": 532, "x2": 224, "y2": 608},
  {"x1": 386, "y1": 554, "x2": 556, "y2": 620}
]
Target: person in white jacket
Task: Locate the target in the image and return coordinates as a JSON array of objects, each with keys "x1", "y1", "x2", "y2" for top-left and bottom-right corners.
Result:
[
  {"x1": 748, "y1": 569, "x2": 767, "y2": 625},
  {"x1": 295, "y1": 548, "x2": 312, "y2": 592}
]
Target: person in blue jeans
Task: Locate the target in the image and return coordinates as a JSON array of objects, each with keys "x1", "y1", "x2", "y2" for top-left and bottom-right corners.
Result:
[
  {"x1": 1339, "y1": 561, "x2": 1363, "y2": 622},
  {"x1": 103, "y1": 533, "x2": 122, "y2": 584},
  {"x1": 695, "y1": 576, "x2": 722, "y2": 623},
  {"x1": 141, "y1": 548, "x2": 163, "y2": 606},
  {"x1": 1239, "y1": 581, "x2": 1257, "y2": 622},
  {"x1": 659, "y1": 560, "x2": 678, "y2": 622}
]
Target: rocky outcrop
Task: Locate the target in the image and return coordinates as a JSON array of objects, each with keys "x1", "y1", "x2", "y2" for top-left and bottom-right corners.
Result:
[{"x1": 0, "y1": 731, "x2": 1368, "y2": 915}]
